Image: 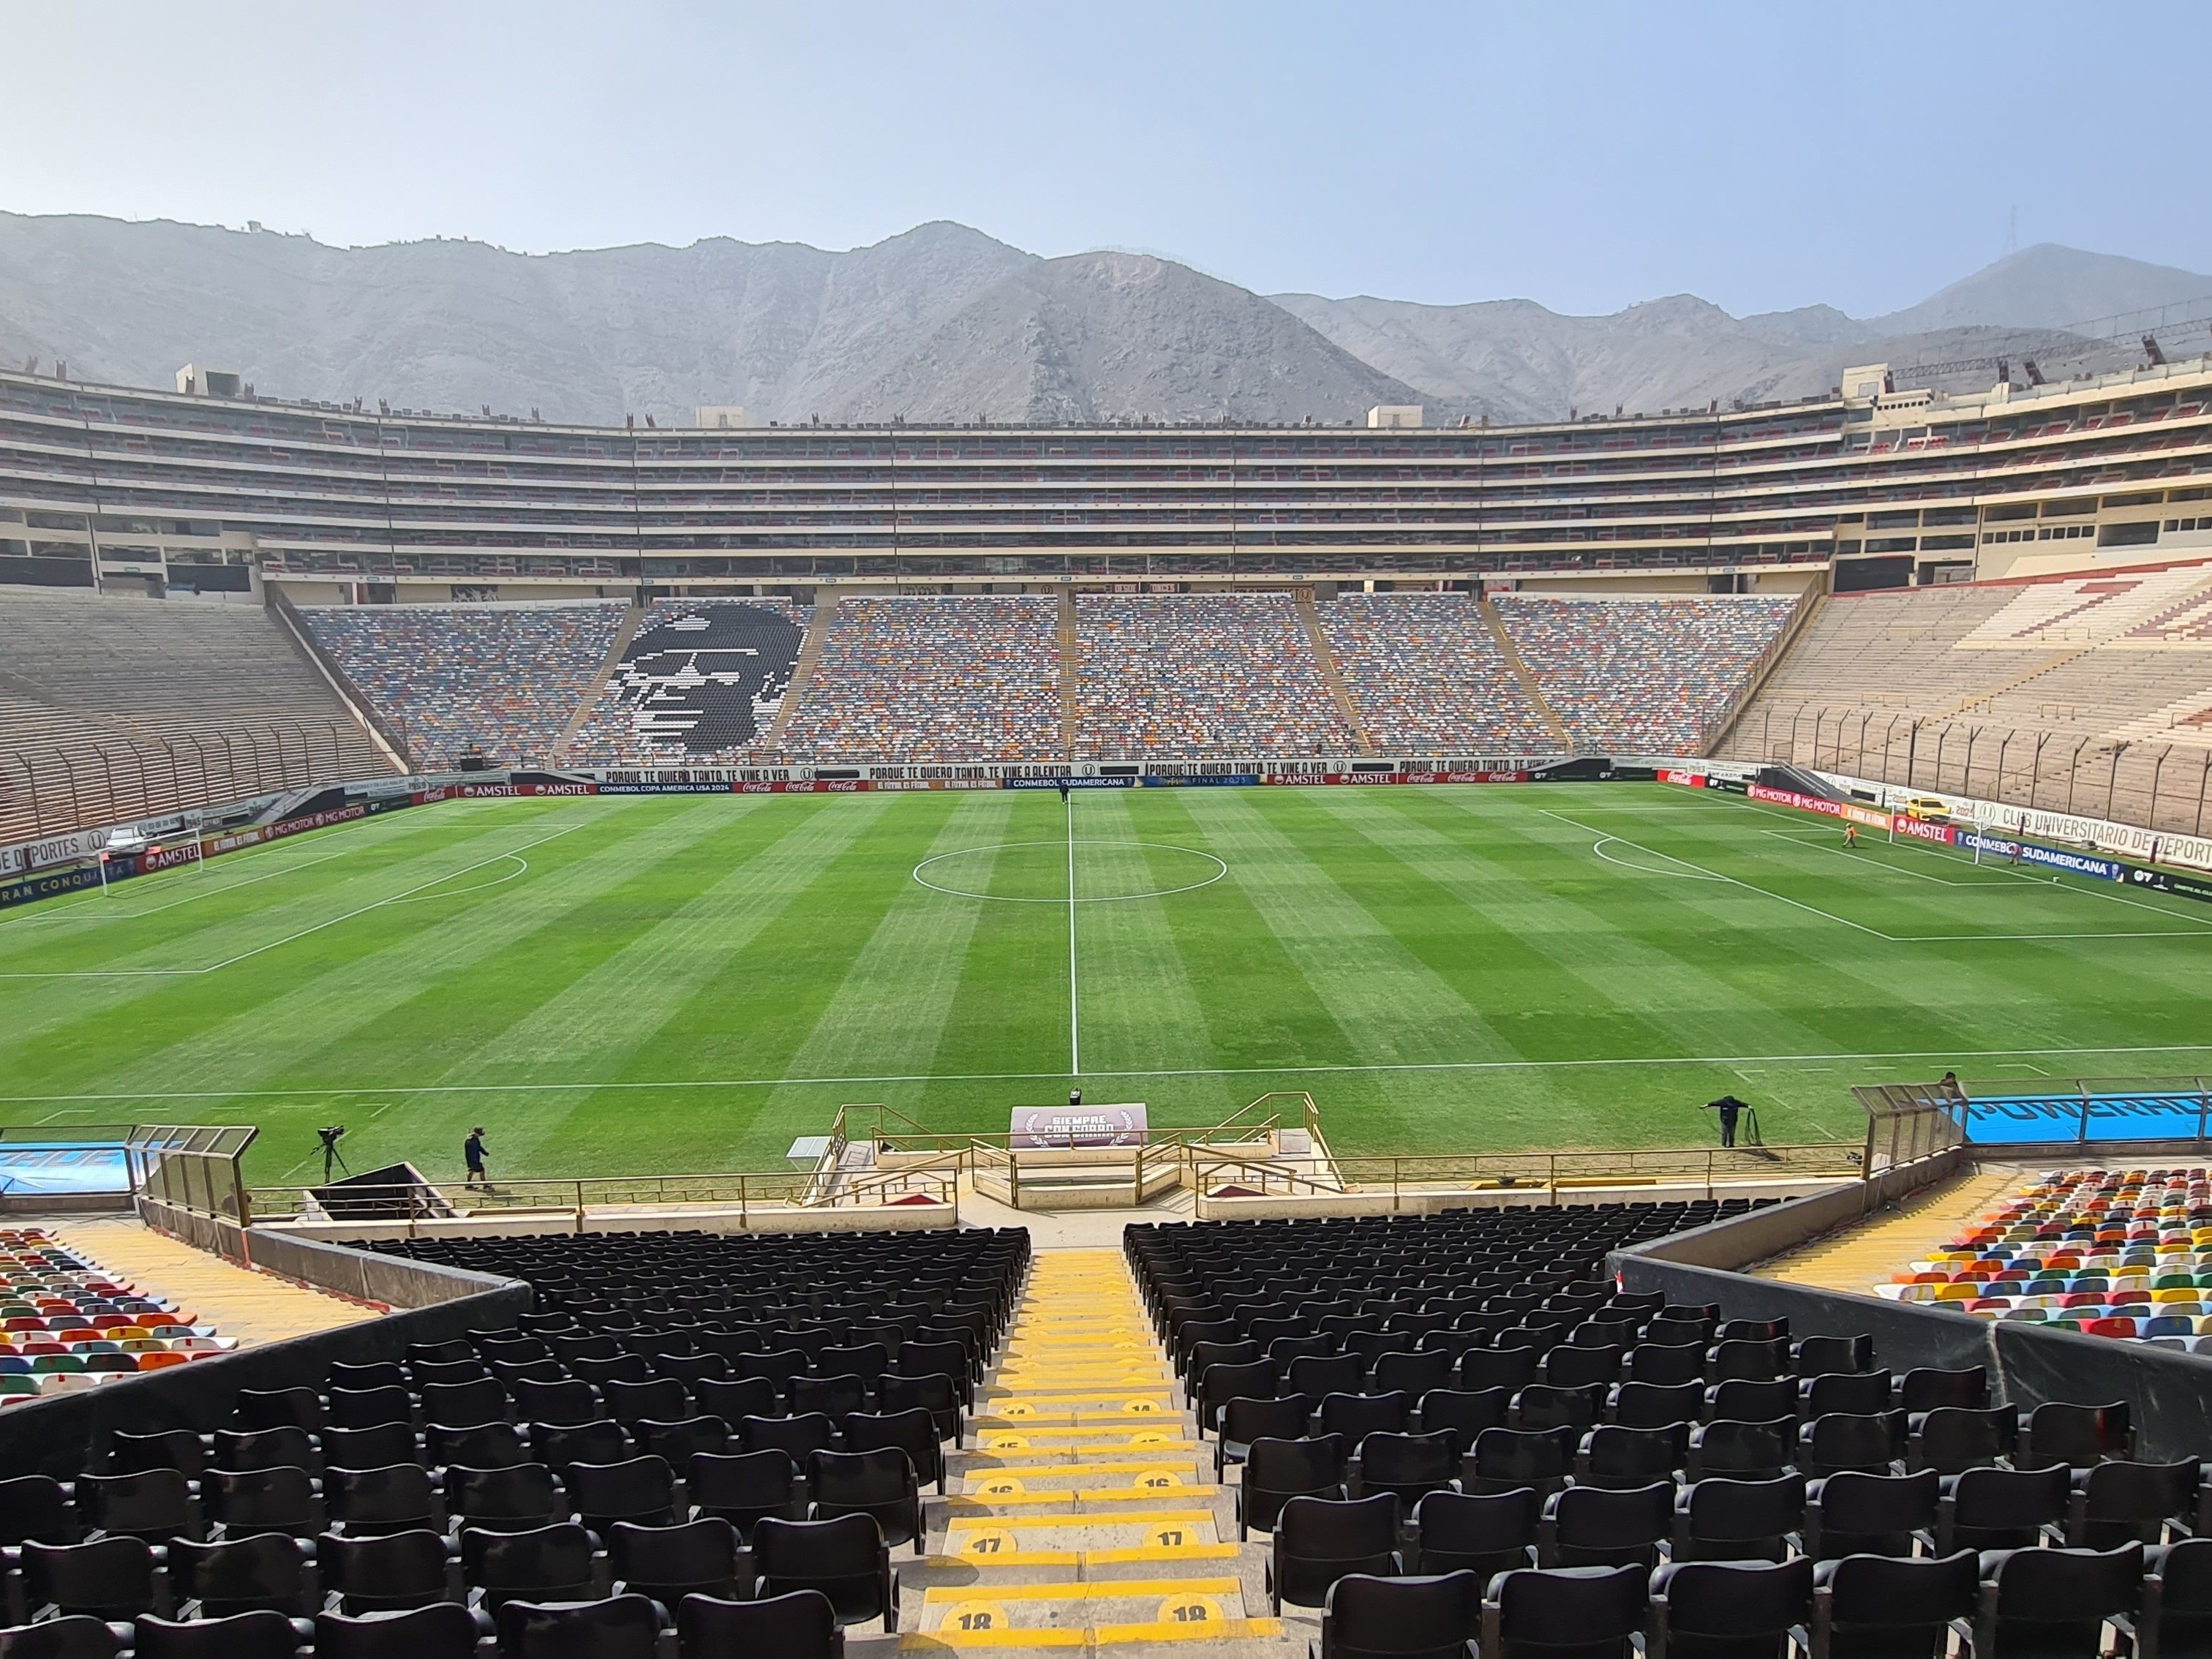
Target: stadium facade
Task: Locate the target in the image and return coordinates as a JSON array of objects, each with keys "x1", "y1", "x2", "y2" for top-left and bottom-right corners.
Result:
[{"x1": 1, "y1": 356, "x2": 2211, "y2": 603}]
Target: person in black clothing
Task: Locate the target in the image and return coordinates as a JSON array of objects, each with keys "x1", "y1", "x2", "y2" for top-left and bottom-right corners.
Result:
[
  {"x1": 1708, "y1": 1095, "x2": 1745, "y2": 1148},
  {"x1": 1056, "y1": 777, "x2": 1071, "y2": 802},
  {"x1": 464, "y1": 1127, "x2": 489, "y2": 1191}
]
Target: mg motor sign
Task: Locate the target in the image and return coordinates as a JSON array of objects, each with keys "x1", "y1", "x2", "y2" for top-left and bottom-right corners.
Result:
[{"x1": 1010, "y1": 1103, "x2": 1149, "y2": 1149}]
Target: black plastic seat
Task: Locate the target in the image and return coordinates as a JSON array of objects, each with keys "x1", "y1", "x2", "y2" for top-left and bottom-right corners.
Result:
[
  {"x1": 0, "y1": 1617, "x2": 126, "y2": 1659},
  {"x1": 326, "y1": 1464, "x2": 438, "y2": 1537},
  {"x1": 689, "y1": 1450, "x2": 802, "y2": 1540},
  {"x1": 843, "y1": 1410, "x2": 945, "y2": 1495},
  {"x1": 1317, "y1": 1568, "x2": 1481, "y2": 1659},
  {"x1": 2072, "y1": 1458, "x2": 2205, "y2": 1549},
  {"x1": 73, "y1": 1470, "x2": 198, "y2": 1544},
  {"x1": 1578, "y1": 1423, "x2": 1687, "y2": 1491},
  {"x1": 1459, "y1": 1347, "x2": 1538, "y2": 1394},
  {"x1": 21, "y1": 1538, "x2": 162, "y2": 1619},
  {"x1": 739, "y1": 1412, "x2": 838, "y2": 1462},
  {"x1": 236, "y1": 1387, "x2": 324, "y2": 1435},
  {"x1": 1195, "y1": 1360, "x2": 1276, "y2": 1435},
  {"x1": 1513, "y1": 1384, "x2": 1604, "y2": 1434},
  {"x1": 206, "y1": 1467, "x2": 319, "y2": 1539},
  {"x1": 818, "y1": 1344, "x2": 889, "y2": 1385},
  {"x1": 1804, "y1": 1469, "x2": 1937, "y2": 1560},
  {"x1": 130, "y1": 1611, "x2": 305, "y2": 1659},
  {"x1": 512, "y1": 1380, "x2": 601, "y2": 1428},
  {"x1": 805, "y1": 1450, "x2": 921, "y2": 1554},
  {"x1": 1270, "y1": 1493, "x2": 1402, "y2": 1611},
  {"x1": 692, "y1": 1376, "x2": 777, "y2": 1427},
  {"x1": 328, "y1": 1388, "x2": 417, "y2": 1433},
  {"x1": 327, "y1": 1363, "x2": 409, "y2": 1394},
  {"x1": 1705, "y1": 1379, "x2": 1797, "y2": 1424},
  {"x1": 106, "y1": 1429, "x2": 206, "y2": 1481},
  {"x1": 1466, "y1": 1427, "x2": 1575, "y2": 1500},
  {"x1": 1810, "y1": 1549, "x2": 1979, "y2": 1659},
  {"x1": 874, "y1": 1372, "x2": 960, "y2": 1444},
  {"x1": 567, "y1": 1356, "x2": 650, "y2": 1391},
  {"x1": 1241, "y1": 1435, "x2": 1349, "y2": 1538},
  {"x1": 1792, "y1": 1334, "x2": 1875, "y2": 1377},
  {"x1": 212, "y1": 1429, "x2": 321, "y2": 1478},
  {"x1": 1688, "y1": 1418, "x2": 1794, "y2": 1481},
  {"x1": 1975, "y1": 1540, "x2": 2144, "y2": 1658},
  {"x1": 789, "y1": 1374, "x2": 867, "y2": 1426},
  {"x1": 531, "y1": 1421, "x2": 629, "y2": 1473},
  {"x1": 315, "y1": 1602, "x2": 487, "y2": 1659},
  {"x1": 892, "y1": 1343, "x2": 970, "y2": 1408},
  {"x1": 418, "y1": 1381, "x2": 508, "y2": 1432},
  {"x1": 1544, "y1": 1481, "x2": 1672, "y2": 1570},
  {"x1": 674, "y1": 1589, "x2": 841, "y2": 1659},
  {"x1": 1799, "y1": 1410, "x2": 1906, "y2": 1478},
  {"x1": 1481, "y1": 1562, "x2": 1647, "y2": 1659},
  {"x1": 323, "y1": 1423, "x2": 423, "y2": 1474},
  {"x1": 2145, "y1": 1538, "x2": 2212, "y2": 1659},
  {"x1": 1896, "y1": 1366, "x2": 1988, "y2": 1415},
  {"x1": 565, "y1": 1457, "x2": 677, "y2": 1532},
  {"x1": 1626, "y1": 1344, "x2": 1706, "y2": 1388},
  {"x1": 1706, "y1": 1339, "x2": 1788, "y2": 1382},
  {"x1": 1323, "y1": 1392, "x2": 1412, "y2": 1448},
  {"x1": 318, "y1": 1529, "x2": 453, "y2": 1613},
  {"x1": 166, "y1": 1534, "x2": 312, "y2": 1617},
  {"x1": 1355, "y1": 1433, "x2": 1459, "y2": 1509},
  {"x1": 1674, "y1": 1474, "x2": 1805, "y2": 1563},
  {"x1": 750, "y1": 1514, "x2": 898, "y2": 1632},
  {"x1": 1908, "y1": 1405, "x2": 2016, "y2": 1476},
  {"x1": 1612, "y1": 1380, "x2": 1704, "y2": 1430},
  {"x1": 1216, "y1": 1394, "x2": 1316, "y2": 1477},
  {"x1": 459, "y1": 1523, "x2": 596, "y2": 1614},
  {"x1": 608, "y1": 1518, "x2": 742, "y2": 1606},
  {"x1": 1409, "y1": 1488, "x2": 1537, "y2": 1581},
  {"x1": 0, "y1": 1475, "x2": 76, "y2": 1547},
  {"x1": 1540, "y1": 1345, "x2": 1622, "y2": 1391},
  {"x1": 601, "y1": 1379, "x2": 689, "y2": 1429},
  {"x1": 1289, "y1": 1355, "x2": 1369, "y2": 1402},
  {"x1": 1799, "y1": 1369, "x2": 1892, "y2": 1420},
  {"x1": 445, "y1": 1464, "x2": 567, "y2": 1535},
  {"x1": 1374, "y1": 1351, "x2": 1453, "y2": 1399},
  {"x1": 1416, "y1": 1388, "x2": 1507, "y2": 1448},
  {"x1": 2018, "y1": 1401, "x2": 2132, "y2": 1471},
  {"x1": 1939, "y1": 1464, "x2": 2070, "y2": 1554},
  {"x1": 494, "y1": 1593, "x2": 660, "y2": 1659},
  {"x1": 1649, "y1": 1557, "x2": 1813, "y2": 1659}
]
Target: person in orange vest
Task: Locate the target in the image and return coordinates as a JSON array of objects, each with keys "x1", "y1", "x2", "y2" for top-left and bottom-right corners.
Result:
[{"x1": 1843, "y1": 822, "x2": 1859, "y2": 849}]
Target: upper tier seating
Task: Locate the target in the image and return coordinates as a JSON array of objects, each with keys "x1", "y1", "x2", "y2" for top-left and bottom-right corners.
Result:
[
  {"x1": 301, "y1": 603, "x2": 625, "y2": 770},
  {"x1": 1317, "y1": 594, "x2": 1555, "y2": 753},
  {"x1": 1075, "y1": 594, "x2": 1357, "y2": 759},
  {"x1": 1716, "y1": 564, "x2": 2212, "y2": 834},
  {"x1": 778, "y1": 597, "x2": 1061, "y2": 764},
  {"x1": 1884, "y1": 1166, "x2": 2212, "y2": 1347},
  {"x1": 1492, "y1": 594, "x2": 1799, "y2": 755},
  {"x1": 563, "y1": 600, "x2": 806, "y2": 766},
  {"x1": 0, "y1": 1227, "x2": 236, "y2": 1402},
  {"x1": 0, "y1": 590, "x2": 393, "y2": 841}
]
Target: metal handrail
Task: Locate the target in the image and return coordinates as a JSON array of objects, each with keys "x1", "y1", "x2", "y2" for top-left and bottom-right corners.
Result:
[{"x1": 1185, "y1": 1141, "x2": 1864, "y2": 1206}]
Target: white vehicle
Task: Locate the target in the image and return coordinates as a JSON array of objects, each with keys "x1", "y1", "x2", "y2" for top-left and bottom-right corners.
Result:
[{"x1": 102, "y1": 827, "x2": 150, "y2": 857}]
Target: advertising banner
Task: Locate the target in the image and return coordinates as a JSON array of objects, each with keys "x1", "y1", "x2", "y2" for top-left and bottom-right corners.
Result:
[
  {"x1": 1657, "y1": 770, "x2": 1709, "y2": 788},
  {"x1": 0, "y1": 864, "x2": 110, "y2": 909},
  {"x1": 1141, "y1": 773, "x2": 1263, "y2": 788},
  {"x1": 1264, "y1": 770, "x2": 1530, "y2": 786},
  {"x1": 1956, "y1": 832, "x2": 2123, "y2": 881},
  {"x1": 2123, "y1": 865, "x2": 2212, "y2": 904},
  {"x1": 1892, "y1": 816, "x2": 1958, "y2": 846},
  {"x1": 1747, "y1": 783, "x2": 1889, "y2": 830}
]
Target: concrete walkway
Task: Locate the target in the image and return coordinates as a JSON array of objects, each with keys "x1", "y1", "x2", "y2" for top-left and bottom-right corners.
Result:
[
  {"x1": 53, "y1": 1214, "x2": 373, "y2": 1347},
  {"x1": 1749, "y1": 1162, "x2": 2028, "y2": 1296}
]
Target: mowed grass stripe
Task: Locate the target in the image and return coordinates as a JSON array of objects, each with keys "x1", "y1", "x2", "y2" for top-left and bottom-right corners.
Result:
[
  {"x1": 0, "y1": 803, "x2": 630, "y2": 1094},
  {"x1": 737, "y1": 793, "x2": 1021, "y2": 1163},
  {"x1": 1173, "y1": 789, "x2": 1506, "y2": 1069},
  {"x1": 1068, "y1": 791, "x2": 1227, "y2": 1091},
  {"x1": 64, "y1": 802, "x2": 732, "y2": 1167}
]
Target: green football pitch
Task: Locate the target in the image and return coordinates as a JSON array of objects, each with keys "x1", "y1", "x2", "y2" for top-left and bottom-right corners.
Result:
[{"x1": 4, "y1": 783, "x2": 2209, "y2": 1187}]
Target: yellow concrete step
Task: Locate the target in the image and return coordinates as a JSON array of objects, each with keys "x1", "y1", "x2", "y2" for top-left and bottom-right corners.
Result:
[
  {"x1": 959, "y1": 1459, "x2": 1205, "y2": 1494},
  {"x1": 945, "y1": 1512, "x2": 1222, "y2": 1552},
  {"x1": 917, "y1": 1578, "x2": 1250, "y2": 1633}
]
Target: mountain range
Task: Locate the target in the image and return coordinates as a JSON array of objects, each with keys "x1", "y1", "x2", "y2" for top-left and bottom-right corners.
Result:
[{"x1": 0, "y1": 211, "x2": 2205, "y2": 428}]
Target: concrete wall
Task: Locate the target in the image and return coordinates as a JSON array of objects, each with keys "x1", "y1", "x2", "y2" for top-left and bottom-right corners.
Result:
[{"x1": 261, "y1": 1199, "x2": 958, "y2": 1244}]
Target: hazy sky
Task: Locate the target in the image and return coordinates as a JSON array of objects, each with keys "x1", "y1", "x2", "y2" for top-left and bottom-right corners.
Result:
[{"x1": 2, "y1": 1, "x2": 2205, "y2": 318}]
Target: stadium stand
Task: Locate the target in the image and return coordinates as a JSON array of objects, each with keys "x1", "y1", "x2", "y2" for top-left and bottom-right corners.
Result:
[
  {"x1": 0, "y1": 1227, "x2": 235, "y2": 1401},
  {"x1": 300, "y1": 602, "x2": 625, "y2": 770},
  {"x1": 1316, "y1": 594, "x2": 1557, "y2": 753},
  {"x1": 1493, "y1": 594, "x2": 1799, "y2": 754},
  {"x1": 1075, "y1": 593, "x2": 1358, "y2": 759},
  {"x1": 561, "y1": 599, "x2": 805, "y2": 766},
  {"x1": 1716, "y1": 563, "x2": 2212, "y2": 833},
  {"x1": 1881, "y1": 1166, "x2": 2212, "y2": 1347},
  {"x1": 0, "y1": 589, "x2": 392, "y2": 842},
  {"x1": 777, "y1": 595, "x2": 1061, "y2": 764}
]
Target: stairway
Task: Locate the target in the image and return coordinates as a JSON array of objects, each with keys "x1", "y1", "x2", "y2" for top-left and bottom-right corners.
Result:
[
  {"x1": 766, "y1": 590, "x2": 840, "y2": 753},
  {"x1": 1294, "y1": 590, "x2": 1374, "y2": 756},
  {"x1": 1058, "y1": 592, "x2": 1082, "y2": 761},
  {"x1": 1477, "y1": 594, "x2": 1575, "y2": 751},
  {"x1": 907, "y1": 1249, "x2": 1294, "y2": 1655},
  {"x1": 552, "y1": 601, "x2": 645, "y2": 764}
]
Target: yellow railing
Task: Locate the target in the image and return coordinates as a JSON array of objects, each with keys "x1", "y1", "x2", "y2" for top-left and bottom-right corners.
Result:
[{"x1": 1184, "y1": 1140, "x2": 1861, "y2": 1206}]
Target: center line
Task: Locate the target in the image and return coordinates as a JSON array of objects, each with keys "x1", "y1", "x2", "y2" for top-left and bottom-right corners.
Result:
[{"x1": 1066, "y1": 787, "x2": 1081, "y2": 1077}]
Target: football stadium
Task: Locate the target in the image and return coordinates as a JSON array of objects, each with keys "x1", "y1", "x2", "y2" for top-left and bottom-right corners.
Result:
[{"x1": 8, "y1": 316, "x2": 2212, "y2": 1656}]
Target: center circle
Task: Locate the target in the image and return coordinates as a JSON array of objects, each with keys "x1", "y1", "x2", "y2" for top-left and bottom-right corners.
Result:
[{"x1": 913, "y1": 840, "x2": 1229, "y2": 904}]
